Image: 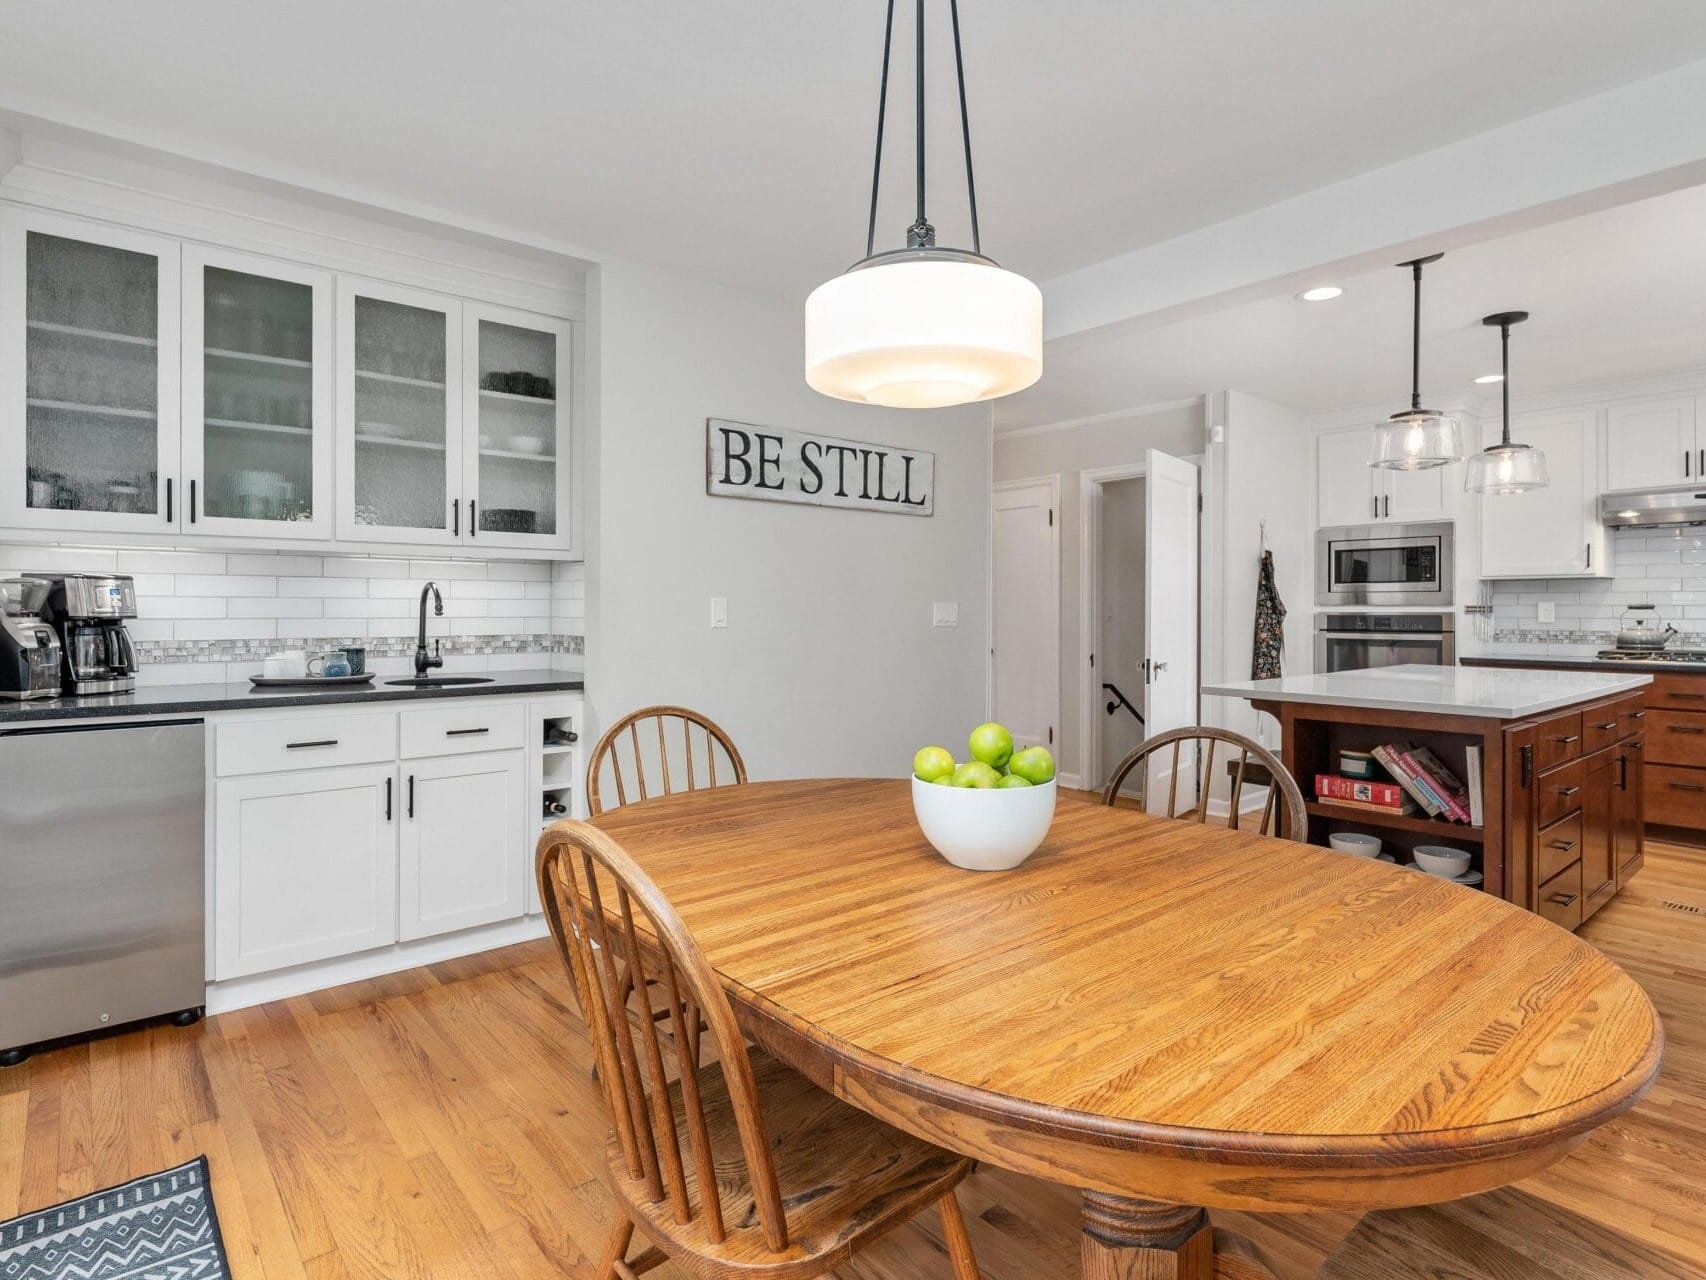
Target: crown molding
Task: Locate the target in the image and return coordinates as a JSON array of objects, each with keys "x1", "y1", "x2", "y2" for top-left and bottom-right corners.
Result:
[{"x1": 994, "y1": 396, "x2": 1205, "y2": 441}]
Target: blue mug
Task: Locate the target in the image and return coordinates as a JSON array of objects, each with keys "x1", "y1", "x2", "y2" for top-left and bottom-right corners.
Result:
[{"x1": 309, "y1": 651, "x2": 351, "y2": 679}]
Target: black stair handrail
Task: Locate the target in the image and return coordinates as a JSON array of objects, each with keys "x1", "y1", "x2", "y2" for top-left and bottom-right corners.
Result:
[{"x1": 1102, "y1": 682, "x2": 1144, "y2": 725}]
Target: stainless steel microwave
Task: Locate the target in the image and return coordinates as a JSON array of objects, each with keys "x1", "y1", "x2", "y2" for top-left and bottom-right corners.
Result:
[{"x1": 1315, "y1": 521, "x2": 1453, "y2": 607}]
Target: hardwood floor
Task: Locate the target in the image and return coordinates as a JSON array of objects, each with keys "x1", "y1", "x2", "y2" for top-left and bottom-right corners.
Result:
[{"x1": 2, "y1": 840, "x2": 1703, "y2": 1279}]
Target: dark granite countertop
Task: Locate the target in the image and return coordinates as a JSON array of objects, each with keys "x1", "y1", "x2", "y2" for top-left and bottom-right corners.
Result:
[
  {"x1": 1463, "y1": 655, "x2": 1706, "y2": 676},
  {"x1": 0, "y1": 667, "x2": 584, "y2": 725}
]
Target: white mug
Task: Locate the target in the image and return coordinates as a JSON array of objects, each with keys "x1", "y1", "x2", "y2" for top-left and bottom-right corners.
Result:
[{"x1": 264, "y1": 649, "x2": 308, "y2": 679}]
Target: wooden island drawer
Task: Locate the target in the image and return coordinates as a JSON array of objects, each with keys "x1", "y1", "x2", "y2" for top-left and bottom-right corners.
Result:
[
  {"x1": 1646, "y1": 764, "x2": 1706, "y2": 829},
  {"x1": 1646, "y1": 711, "x2": 1706, "y2": 768},
  {"x1": 1581, "y1": 704, "x2": 1628, "y2": 754},
  {"x1": 1536, "y1": 757, "x2": 1586, "y2": 828},
  {"x1": 1535, "y1": 811, "x2": 1584, "y2": 886},
  {"x1": 1647, "y1": 673, "x2": 1706, "y2": 712},
  {"x1": 1535, "y1": 710, "x2": 1584, "y2": 772},
  {"x1": 1536, "y1": 861, "x2": 1583, "y2": 931}
]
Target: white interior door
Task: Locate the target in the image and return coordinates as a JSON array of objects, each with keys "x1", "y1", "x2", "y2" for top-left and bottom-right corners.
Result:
[
  {"x1": 1143, "y1": 450, "x2": 1200, "y2": 806},
  {"x1": 991, "y1": 479, "x2": 1058, "y2": 753}
]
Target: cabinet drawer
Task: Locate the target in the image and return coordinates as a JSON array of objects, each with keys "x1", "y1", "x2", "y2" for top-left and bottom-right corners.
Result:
[
  {"x1": 1534, "y1": 710, "x2": 1584, "y2": 772},
  {"x1": 1647, "y1": 674, "x2": 1706, "y2": 712},
  {"x1": 1645, "y1": 763, "x2": 1706, "y2": 830},
  {"x1": 1536, "y1": 861, "x2": 1583, "y2": 931},
  {"x1": 1618, "y1": 700, "x2": 1648, "y2": 742},
  {"x1": 1581, "y1": 703, "x2": 1628, "y2": 754},
  {"x1": 1535, "y1": 812, "x2": 1584, "y2": 887},
  {"x1": 218, "y1": 711, "x2": 396, "y2": 776},
  {"x1": 1536, "y1": 758, "x2": 1586, "y2": 828},
  {"x1": 401, "y1": 702, "x2": 526, "y2": 758},
  {"x1": 1646, "y1": 711, "x2": 1706, "y2": 768}
]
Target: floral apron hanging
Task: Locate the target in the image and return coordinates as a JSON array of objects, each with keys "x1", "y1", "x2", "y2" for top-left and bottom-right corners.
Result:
[{"x1": 1251, "y1": 549, "x2": 1285, "y2": 679}]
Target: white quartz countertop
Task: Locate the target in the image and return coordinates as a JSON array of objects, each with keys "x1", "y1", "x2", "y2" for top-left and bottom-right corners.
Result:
[{"x1": 1204, "y1": 663, "x2": 1652, "y2": 719}]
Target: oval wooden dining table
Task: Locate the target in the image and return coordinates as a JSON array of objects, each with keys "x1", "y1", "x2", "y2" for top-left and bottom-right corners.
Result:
[{"x1": 590, "y1": 778, "x2": 1663, "y2": 1279}]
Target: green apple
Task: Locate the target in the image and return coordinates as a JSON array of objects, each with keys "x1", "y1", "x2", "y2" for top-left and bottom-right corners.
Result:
[
  {"x1": 1008, "y1": 745, "x2": 1056, "y2": 785},
  {"x1": 951, "y1": 760, "x2": 1002, "y2": 788},
  {"x1": 996, "y1": 773, "x2": 1033, "y2": 788},
  {"x1": 913, "y1": 745, "x2": 956, "y2": 783},
  {"x1": 967, "y1": 722, "x2": 1015, "y2": 770},
  {"x1": 930, "y1": 774, "x2": 954, "y2": 786}
]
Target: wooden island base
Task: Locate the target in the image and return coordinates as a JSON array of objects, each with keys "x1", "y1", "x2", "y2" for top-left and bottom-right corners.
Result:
[{"x1": 1081, "y1": 1193, "x2": 1276, "y2": 1280}]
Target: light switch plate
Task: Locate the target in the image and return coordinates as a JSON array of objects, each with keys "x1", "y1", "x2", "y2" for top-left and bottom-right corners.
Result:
[
  {"x1": 1537, "y1": 601, "x2": 1555, "y2": 623},
  {"x1": 710, "y1": 596, "x2": 728, "y2": 628},
  {"x1": 932, "y1": 602, "x2": 959, "y2": 627}
]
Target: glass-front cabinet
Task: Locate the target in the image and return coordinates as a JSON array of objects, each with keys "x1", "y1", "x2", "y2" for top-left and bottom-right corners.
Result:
[
  {"x1": 182, "y1": 246, "x2": 333, "y2": 538},
  {"x1": 0, "y1": 209, "x2": 181, "y2": 534},
  {"x1": 462, "y1": 303, "x2": 572, "y2": 549},
  {"x1": 336, "y1": 278, "x2": 462, "y2": 546}
]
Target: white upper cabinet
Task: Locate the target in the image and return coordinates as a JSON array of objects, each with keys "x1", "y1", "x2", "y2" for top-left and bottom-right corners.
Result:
[
  {"x1": 0, "y1": 209, "x2": 181, "y2": 535},
  {"x1": 182, "y1": 246, "x2": 334, "y2": 539},
  {"x1": 462, "y1": 303, "x2": 573, "y2": 550},
  {"x1": 1315, "y1": 426, "x2": 1453, "y2": 527},
  {"x1": 1604, "y1": 397, "x2": 1701, "y2": 490},
  {"x1": 1481, "y1": 410, "x2": 1612, "y2": 579}
]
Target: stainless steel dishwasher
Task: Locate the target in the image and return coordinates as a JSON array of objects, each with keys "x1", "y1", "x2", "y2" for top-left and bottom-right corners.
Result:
[{"x1": 1, "y1": 717, "x2": 206, "y2": 1065}]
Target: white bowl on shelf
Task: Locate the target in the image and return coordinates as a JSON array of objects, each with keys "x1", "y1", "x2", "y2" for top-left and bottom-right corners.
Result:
[
  {"x1": 910, "y1": 775, "x2": 1056, "y2": 872},
  {"x1": 1328, "y1": 832, "x2": 1383, "y2": 858},
  {"x1": 1413, "y1": 845, "x2": 1472, "y2": 878},
  {"x1": 510, "y1": 435, "x2": 548, "y2": 455}
]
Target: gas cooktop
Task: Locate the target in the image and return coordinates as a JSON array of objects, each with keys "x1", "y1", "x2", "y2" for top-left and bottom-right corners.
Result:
[{"x1": 1596, "y1": 648, "x2": 1706, "y2": 664}]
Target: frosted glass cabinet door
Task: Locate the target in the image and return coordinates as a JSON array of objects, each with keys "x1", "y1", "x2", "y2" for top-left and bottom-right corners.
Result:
[
  {"x1": 461, "y1": 303, "x2": 573, "y2": 549},
  {"x1": 336, "y1": 278, "x2": 462, "y2": 544},
  {"x1": 182, "y1": 247, "x2": 333, "y2": 538},
  {"x1": 0, "y1": 210, "x2": 181, "y2": 534}
]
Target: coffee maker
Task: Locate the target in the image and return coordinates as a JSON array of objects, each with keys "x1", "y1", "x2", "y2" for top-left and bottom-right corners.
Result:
[
  {"x1": 30, "y1": 574, "x2": 139, "y2": 695},
  {"x1": 0, "y1": 579, "x2": 63, "y2": 700}
]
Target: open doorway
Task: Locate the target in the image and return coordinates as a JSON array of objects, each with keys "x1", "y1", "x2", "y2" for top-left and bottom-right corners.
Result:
[{"x1": 1097, "y1": 475, "x2": 1148, "y2": 790}]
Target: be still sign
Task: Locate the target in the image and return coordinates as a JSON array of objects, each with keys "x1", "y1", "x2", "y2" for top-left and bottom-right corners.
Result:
[{"x1": 706, "y1": 419, "x2": 934, "y2": 516}]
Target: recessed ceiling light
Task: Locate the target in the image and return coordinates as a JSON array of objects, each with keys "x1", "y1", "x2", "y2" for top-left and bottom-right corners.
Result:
[
  {"x1": 1474, "y1": 373, "x2": 1505, "y2": 384},
  {"x1": 1297, "y1": 285, "x2": 1343, "y2": 302}
]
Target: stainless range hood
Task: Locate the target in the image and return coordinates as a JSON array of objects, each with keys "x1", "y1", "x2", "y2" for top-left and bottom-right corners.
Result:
[{"x1": 1600, "y1": 487, "x2": 1706, "y2": 529}]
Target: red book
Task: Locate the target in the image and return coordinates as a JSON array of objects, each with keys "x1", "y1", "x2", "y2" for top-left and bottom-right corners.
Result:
[
  {"x1": 1314, "y1": 774, "x2": 1418, "y2": 813},
  {"x1": 1400, "y1": 747, "x2": 1474, "y2": 824}
]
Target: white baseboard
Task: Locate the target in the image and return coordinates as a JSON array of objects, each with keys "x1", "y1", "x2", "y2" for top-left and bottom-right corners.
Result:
[
  {"x1": 205, "y1": 914, "x2": 551, "y2": 1015},
  {"x1": 1058, "y1": 772, "x2": 1086, "y2": 792}
]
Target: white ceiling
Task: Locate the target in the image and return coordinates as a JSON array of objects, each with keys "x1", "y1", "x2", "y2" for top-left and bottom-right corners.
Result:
[
  {"x1": 996, "y1": 180, "x2": 1706, "y2": 428},
  {"x1": 3, "y1": 1, "x2": 1706, "y2": 304}
]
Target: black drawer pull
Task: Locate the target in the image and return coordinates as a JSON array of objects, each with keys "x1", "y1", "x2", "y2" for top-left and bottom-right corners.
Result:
[
  {"x1": 1670, "y1": 781, "x2": 1706, "y2": 792},
  {"x1": 286, "y1": 739, "x2": 339, "y2": 749},
  {"x1": 385, "y1": 776, "x2": 393, "y2": 822},
  {"x1": 1555, "y1": 785, "x2": 1581, "y2": 797},
  {"x1": 407, "y1": 774, "x2": 415, "y2": 818},
  {"x1": 1548, "y1": 892, "x2": 1578, "y2": 907},
  {"x1": 1549, "y1": 839, "x2": 1578, "y2": 852},
  {"x1": 1668, "y1": 725, "x2": 1706, "y2": 734},
  {"x1": 1594, "y1": 721, "x2": 1617, "y2": 731},
  {"x1": 1552, "y1": 734, "x2": 1579, "y2": 744},
  {"x1": 1671, "y1": 692, "x2": 1706, "y2": 700},
  {"x1": 1630, "y1": 711, "x2": 1646, "y2": 720},
  {"x1": 445, "y1": 727, "x2": 491, "y2": 737}
]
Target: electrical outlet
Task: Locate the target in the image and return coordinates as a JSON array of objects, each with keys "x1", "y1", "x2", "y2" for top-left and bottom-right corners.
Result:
[
  {"x1": 1537, "y1": 601, "x2": 1555, "y2": 623},
  {"x1": 710, "y1": 596, "x2": 728, "y2": 628},
  {"x1": 932, "y1": 602, "x2": 959, "y2": 627}
]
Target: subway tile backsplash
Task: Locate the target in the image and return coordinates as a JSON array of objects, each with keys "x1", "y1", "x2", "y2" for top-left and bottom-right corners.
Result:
[
  {"x1": 0, "y1": 546, "x2": 585, "y2": 686},
  {"x1": 1488, "y1": 526, "x2": 1706, "y2": 652}
]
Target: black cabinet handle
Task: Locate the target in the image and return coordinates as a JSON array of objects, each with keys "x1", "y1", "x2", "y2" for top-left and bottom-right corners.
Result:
[
  {"x1": 1383, "y1": 494, "x2": 1390, "y2": 518},
  {"x1": 385, "y1": 776, "x2": 393, "y2": 822},
  {"x1": 1630, "y1": 710, "x2": 1647, "y2": 719},
  {"x1": 1549, "y1": 838, "x2": 1578, "y2": 852},
  {"x1": 1671, "y1": 691, "x2": 1706, "y2": 700},
  {"x1": 1586, "y1": 542, "x2": 1592, "y2": 569},
  {"x1": 1556, "y1": 785, "x2": 1581, "y2": 797},
  {"x1": 189, "y1": 478, "x2": 197, "y2": 523},
  {"x1": 452, "y1": 498, "x2": 460, "y2": 537},
  {"x1": 1553, "y1": 734, "x2": 1579, "y2": 744},
  {"x1": 407, "y1": 774, "x2": 415, "y2": 818},
  {"x1": 1668, "y1": 724, "x2": 1706, "y2": 734},
  {"x1": 469, "y1": 499, "x2": 477, "y2": 537},
  {"x1": 165, "y1": 477, "x2": 174, "y2": 524},
  {"x1": 1670, "y1": 781, "x2": 1706, "y2": 792},
  {"x1": 1594, "y1": 721, "x2": 1616, "y2": 731},
  {"x1": 445, "y1": 727, "x2": 490, "y2": 737},
  {"x1": 1372, "y1": 495, "x2": 1378, "y2": 519},
  {"x1": 1521, "y1": 743, "x2": 1533, "y2": 787},
  {"x1": 1549, "y1": 892, "x2": 1579, "y2": 907},
  {"x1": 286, "y1": 738, "x2": 339, "y2": 749}
]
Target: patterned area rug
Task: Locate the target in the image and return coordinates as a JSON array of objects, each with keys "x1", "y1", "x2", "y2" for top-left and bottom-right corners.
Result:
[{"x1": 0, "y1": 1157, "x2": 230, "y2": 1280}]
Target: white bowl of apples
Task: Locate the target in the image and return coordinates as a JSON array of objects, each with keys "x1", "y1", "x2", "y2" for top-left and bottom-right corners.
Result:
[{"x1": 911, "y1": 723, "x2": 1057, "y2": 871}]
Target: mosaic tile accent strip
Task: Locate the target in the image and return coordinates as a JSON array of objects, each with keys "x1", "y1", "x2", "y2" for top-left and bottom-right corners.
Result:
[{"x1": 133, "y1": 633, "x2": 583, "y2": 666}]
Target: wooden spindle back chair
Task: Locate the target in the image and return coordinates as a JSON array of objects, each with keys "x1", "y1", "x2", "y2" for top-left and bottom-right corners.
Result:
[
  {"x1": 1102, "y1": 725, "x2": 1308, "y2": 842},
  {"x1": 587, "y1": 705, "x2": 747, "y2": 817},
  {"x1": 537, "y1": 821, "x2": 980, "y2": 1279}
]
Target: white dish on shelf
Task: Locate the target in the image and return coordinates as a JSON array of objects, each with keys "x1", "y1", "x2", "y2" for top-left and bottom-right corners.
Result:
[
  {"x1": 1328, "y1": 832, "x2": 1383, "y2": 857},
  {"x1": 1413, "y1": 845, "x2": 1472, "y2": 878},
  {"x1": 510, "y1": 435, "x2": 547, "y2": 455},
  {"x1": 1404, "y1": 862, "x2": 1482, "y2": 886}
]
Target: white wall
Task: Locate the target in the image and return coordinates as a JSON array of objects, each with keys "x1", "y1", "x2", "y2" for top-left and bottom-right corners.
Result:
[
  {"x1": 992, "y1": 401, "x2": 1204, "y2": 783},
  {"x1": 586, "y1": 259, "x2": 991, "y2": 780}
]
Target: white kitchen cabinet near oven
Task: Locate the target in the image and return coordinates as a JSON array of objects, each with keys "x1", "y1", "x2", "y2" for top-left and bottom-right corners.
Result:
[
  {"x1": 0, "y1": 207, "x2": 182, "y2": 536},
  {"x1": 398, "y1": 749, "x2": 528, "y2": 941},
  {"x1": 1604, "y1": 397, "x2": 1702, "y2": 491},
  {"x1": 214, "y1": 763, "x2": 398, "y2": 979},
  {"x1": 1315, "y1": 426, "x2": 1453, "y2": 528},
  {"x1": 1481, "y1": 410, "x2": 1612, "y2": 579}
]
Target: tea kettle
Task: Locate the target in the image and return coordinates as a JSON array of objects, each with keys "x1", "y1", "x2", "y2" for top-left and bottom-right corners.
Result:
[{"x1": 1616, "y1": 604, "x2": 1678, "y2": 652}]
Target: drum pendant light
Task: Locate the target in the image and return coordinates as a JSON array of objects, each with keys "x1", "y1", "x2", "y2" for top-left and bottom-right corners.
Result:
[
  {"x1": 805, "y1": 0, "x2": 1042, "y2": 409},
  {"x1": 1465, "y1": 311, "x2": 1548, "y2": 495},
  {"x1": 1371, "y1": 254, "x2": 1463, "y2": 470}
]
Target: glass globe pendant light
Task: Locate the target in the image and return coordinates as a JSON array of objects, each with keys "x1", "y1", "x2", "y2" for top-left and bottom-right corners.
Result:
[
  {"x1": 805, "y1": 0, "x2": 1042, "y2": 409},
  {"x1": 1465, "y1": 311, "x2": 1548, "y2": 495},
  {"x1": 1371, "y1": 253, "x2": 1463, "y2": 470}
]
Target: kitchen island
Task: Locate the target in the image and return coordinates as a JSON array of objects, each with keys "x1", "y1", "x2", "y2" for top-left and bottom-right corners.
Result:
[{"x1": 1205, "y1": 664, "x2": 1652, "y2": 929}]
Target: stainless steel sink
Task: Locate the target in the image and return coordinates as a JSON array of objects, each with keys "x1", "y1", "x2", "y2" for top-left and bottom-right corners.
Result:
[{"x1": 384, "y1": 676, "x2": 495, "y2": 688}]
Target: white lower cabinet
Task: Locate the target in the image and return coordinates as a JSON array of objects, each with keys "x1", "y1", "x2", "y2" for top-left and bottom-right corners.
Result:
[
  {"x1": 399, "y1": 749, "x2": 527, "y2": 941},
  {"x1": 215, "y1": 763, "x2": 398, "y2": 979}
]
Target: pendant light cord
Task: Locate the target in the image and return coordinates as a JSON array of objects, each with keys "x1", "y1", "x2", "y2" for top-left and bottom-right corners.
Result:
[
  {"x1": 914, "y1": 0, "x2": 926, "y2": 234},
  {"x1": 1500, "y1": 320, "x2": 1512, "y2": 446},
  {"x1": 1410, "y1": 260, "x2": 1423, "y2": 412},
  {"x1": 865, "y1": 0, "x2": 897, "y2": 260},
  {"x1": 949, "y1": 0, "x2": 981, "y2": 255}
]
